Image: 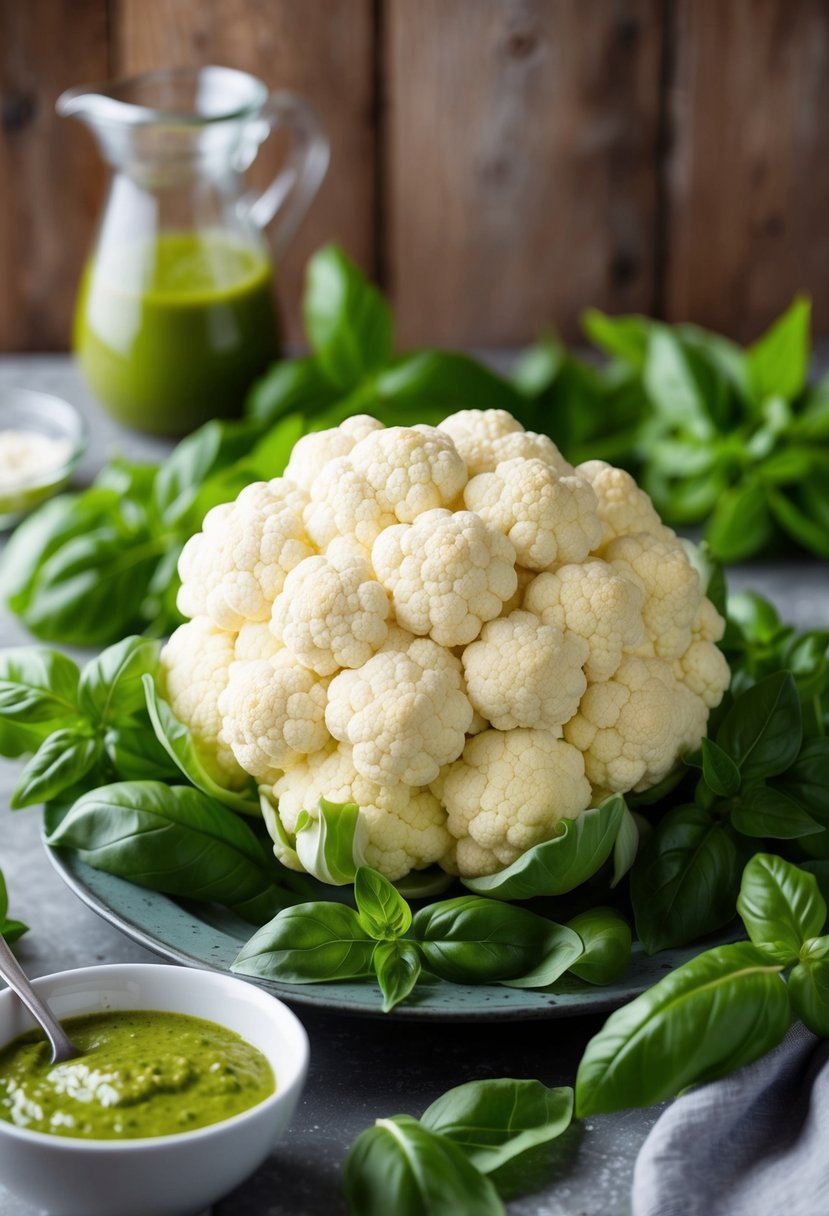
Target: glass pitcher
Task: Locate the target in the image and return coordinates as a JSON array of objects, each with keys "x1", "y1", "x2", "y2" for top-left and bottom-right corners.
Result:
[{"x1": 58, "y1": 66, "x2": 329, "y2": 436}]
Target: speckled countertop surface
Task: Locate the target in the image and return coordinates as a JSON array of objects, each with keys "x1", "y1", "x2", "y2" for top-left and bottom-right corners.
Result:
[{"x1": 0, "y1": 358, "x2": 826, "y2": 1216}]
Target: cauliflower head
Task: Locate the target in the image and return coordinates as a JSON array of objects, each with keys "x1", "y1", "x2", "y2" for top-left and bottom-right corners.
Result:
[{"x1": 166, "y1": 409, "x2": 729, "y2": 883}]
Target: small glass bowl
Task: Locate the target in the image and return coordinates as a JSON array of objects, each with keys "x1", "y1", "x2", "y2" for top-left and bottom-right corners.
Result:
[{"x1": 0, "y1": 388, "x2": 87, "y2": 529}]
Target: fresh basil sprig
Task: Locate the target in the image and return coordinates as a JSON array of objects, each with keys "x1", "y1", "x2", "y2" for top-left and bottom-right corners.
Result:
[{"x1": 342, "y1": 1077, "x2": 573, "y2": 1216}]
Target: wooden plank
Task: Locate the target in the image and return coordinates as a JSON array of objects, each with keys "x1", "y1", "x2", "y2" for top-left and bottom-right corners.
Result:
[
  {"x1": 666, "y1": 0, "x2": 829, "y2": 342},
  {"x1": 0, "y1": 1, "x2": 108, "y2": 351},
  {"x1": 113, "y1": 0, "x2": 376, "y2": 347},
  {"x1": 384, "y1": 0, "x2": 663, "y2": 347}
]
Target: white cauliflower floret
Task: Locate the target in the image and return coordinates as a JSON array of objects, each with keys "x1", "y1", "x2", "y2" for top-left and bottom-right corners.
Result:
[
  {"x1": 435, "y1": 729, "x2": 592, "y2": 876},
  {"x1": 271, "y1": 540, "x2": 389, "y2": 676},
  {"x1": 691, "y1": 596, "x2": 726, "y2": 643},
  {"x1": 283, "y1": 415, "x2": 383, "y2": 489},
  {"x1": 605, "y1": 533, "x2": 702, "y2": 661},
  {"x1": 272, "y1": 742, "x2": 451, "y2": 881},
  {"x1": 500, "y1": 565, "x2": 536, "y2": 616},
  {"x1": 440, "y1": 410, "x2": 573, "y2": 477},
  {"x1": 577, "y1": 460, "x2": 675, "y2": 549},
  {"x1": 161, "y1": 617, "x2": 246, "y2": 787},
  {"x1": 303, "y1": 457, "x2": 397, "y2": 553},
  {"x1": 177, "y1": 478, "x2": 313, "y2": 630},
  {"x1": 564, "y1": 655, "x2": 696, "y2": 793},
  {"x1": 372, "y1": 509, "x2": 518, "y2": 647},
  {"x1": 325, "y1": 638, "x2": 472, "y2": 786},
  {"x1": 674, "y1": 637, "x2": 731, "y2": 709},
  {"x1": 234, "y1": 621, "x2": 282, "y2": 662},
  {"x1": 524, "y1": 560, "x2": 645, "y2": 682},
  {"x1": 464, "y1": 458, "x2": 602, "y2": 570},
  {"x1": 462, "y1": 611, "x2": 587, "y2": 731},
  {"x1": 349, "y1": 425, "x2": 468, "y2": 522},
  {"x1": 219, "y1": 653, "x2": 329, "y2": 783}
]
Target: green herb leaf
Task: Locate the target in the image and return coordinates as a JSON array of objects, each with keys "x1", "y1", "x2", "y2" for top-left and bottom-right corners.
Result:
[
  {"x1": 233, "y1": 902, "x2": 376, "y2": 983},
  {"x1": 153, "y1": 418, "x2": 260, "y2": 527},
  {"x1": 421, "y1": 1078, "x2": 573, "y2": 1174},
  {"x1": 294, "y1": 799, "x2": 369, "y2": 886},
  {"x1": 700, "y1": 737, "x2": 741, "y2": 797},
  {"x1": 705, "y1": 480, "x2": 775, "y2": 564},
  {"x1": 737, "y1": 853, "x2": 827, "y2": 964},
  {"x1": 772, "y1": 740, "x2": 829, "y2": 825},
  {"x1": 788, "y1": 956, "x2": 829, "y2": 1036},
  {"x1": 0, "y1": 649, "x2": 80, "y2": 726},
  {"x1": 78, "y1": 637, "x2": 161, "y2": 725},
  {"x1": 610, "y1": 806, "x2": 640, "y2": 888},
  {"x1": 566, "y1": 908, "x2": 632, "y2": 986},
  {"x1": 103, "y1": 721, "x2": 181, "y2": 782},
  {"x1": 717, "y1": 671, "x2": 802, "y2": 782},
  {"x1": 373, "y1": 940, "x2": 423, "y2": 1012},
  {"x1": 412, "y1": 897, "x2": 552, "y2": 984},
  {"x1": 11, "y1": 728, "x2": 100, "y2": 809},
  {"x1": 304, "y1": 246, "x2": 393, "y2": 389},
  {"x1": 462, "y1": 797, "x2": 626, "y2": 901},
  {"x1": 375, "y1": 351, "x2": 522, "y2": 417},
  {"x1": 343, "y1": 1115, "x2": 505, "y2": 1216},
  {"x1": 0, "y1": 871, "x2": 27, "y2": 945},
  {"x1": 142, "y1": 675, "x2": 258, "y2": 816},
  {"x1": 48, "y1": 781, "x2": 289, "y2": 923},
  {"x1": 731, "y1": 784, "x2": 823, "y2": 839},
  {"x1": 356, "y1": 867, "x2": 412, "y2": 939},
  {"x1": 631, "y1": 805, "x2": 741, "y2": 954},
  {"x1": 745, "y1": 295, "x2": 810, "y2": 406},
  {"x1": 500, "y1": 922, "x2": 584, "y2": 989},
  {"x1": 575, "y1": 943, "x2": 789, "y2": 1115},
  {"x1": 583, "y1": 310, "x2": 650, "y2": 369}
]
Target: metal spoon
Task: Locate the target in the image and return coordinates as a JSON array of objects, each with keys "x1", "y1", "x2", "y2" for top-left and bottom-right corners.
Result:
[{"x1": 0, "y1": 934, "x2": 79, "y2": 1063}]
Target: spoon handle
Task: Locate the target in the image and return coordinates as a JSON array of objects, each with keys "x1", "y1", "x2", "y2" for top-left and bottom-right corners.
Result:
[{"x1": 0, "y1": 935, "x2": 77, "y2": 1063}]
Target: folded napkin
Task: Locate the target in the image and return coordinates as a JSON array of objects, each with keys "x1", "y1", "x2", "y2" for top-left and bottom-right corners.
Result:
[{"x1": 632, "y1": 1023, "x2": 829, "y2": 1216}]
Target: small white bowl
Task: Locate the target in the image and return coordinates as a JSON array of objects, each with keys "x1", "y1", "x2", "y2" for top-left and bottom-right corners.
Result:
[
  {"x1": 0, "y1": 964, "x2": 309, "y2": 1216},
  {"x1": 0, "y1": 387, "x2": 87, "y2": 528}
]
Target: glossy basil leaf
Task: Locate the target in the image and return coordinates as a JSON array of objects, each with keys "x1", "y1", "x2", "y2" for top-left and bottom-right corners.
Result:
[
  {"x1": 233, "y1": 902, "x2": 376, "y2": 983},
  {"x1": 567, "y1": 908, "x2": 632, "y2": 986},
  {"x1": 153, "y1": 418, "x2": 260, "y2": 527},
  {"x1": 11, "y1": 728, "x2": 101, "y2": 809},
  {"x1": 343, "y1": 1115, "x2": 505, "y2": 1216},
  {"x1": 610, "y1": 806, "x2": 640, "y2": 888},
  {"x1": 731, "y1": 784, "x2": 823, "y2": 839},
  {"x1": 766, "y1": 487, "x2": 829, "y2": 560},
  {"x1": 375, "y1": 351, "x2": 523, "y2": 416},
  {"x1": 583, "y1": 309, "x2": 650, "y2": 369},
  {"x1": 422, "y1": 1078, "x2": 573, "y2": 1174},
  {"x1": 373, "y1": 940, "x2": 422, "y2": 1013},
  {"x1": 501, "y1": 922, "x2": 583, "y2": 989},
  {"x1": 356, "y1": 867, "x2": 412, "y2": 939},
  {"x1": 103, "y1": 720, "x2": 181, "y2": 782},
  {"x1": 745, "y1": 295, "x2": 810, "y2": 406},
  {"x1": 701, "y1": 737, "x2": 741, "y2": 797},
  {"x1": 462, "y1": 797, "x2": 626, "y2": 901},
  {"x1": 294, "y1": 799, "x2": 369, "y2": 886},
  {"x1": 737, "y1": 853, "x2": 827, "y2": 964},
  {"x1": 48, "y1": 782, "x2": 289, "y2": 923},
  {"x1": 788, "y1": 957, "x2": 829, "y2": 1036},
  {"x1": 717, "y1": 671, "x2": 802, "y2": 782},
  {"x1": 304, "y1": 245, "x2": 393, "y2": 389},
  {"x1": 576, "y1": 943, "x2": 789, "y2": 1115},
  {"x1": 412, "y1": 897, "x2": 550, "y2": 984},
  {"x1": 0, "y1": 871, "x2": 27, "y2": 945},
  {"x1": 631, "y1": 805, "x2": 740, "y2": 954},
  {"x1": 246, "y1": 356, "x2": 341, "y2": 426},
  {"x1": 0, "y1": 649, "x2": 80, "y2": 725},
  {"x1": 142, "y1": 675, "x2": 258, "y2": 817},
  {"x1": 705, "y1": 480, "x2": 775, "y2": 564},
  {"x1": 773, "y1": 740, "x2": 829, "y2": 825},
  {"x1": 643, "y1": 328, "x2": 723, "y2": 434},
  {"x1": 78, "y1": 637, "x2": 161, "y2": 725}
]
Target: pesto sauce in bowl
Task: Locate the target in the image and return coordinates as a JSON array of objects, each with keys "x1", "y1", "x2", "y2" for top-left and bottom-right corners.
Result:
[{"x1": 0, "y1": 1011, "x2": 275, "y2": 1140}]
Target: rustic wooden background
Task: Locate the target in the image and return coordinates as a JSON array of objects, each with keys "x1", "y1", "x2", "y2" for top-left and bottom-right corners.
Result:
[{"x1": 1, "y1": 0, "x2": 828, "y2": 352}]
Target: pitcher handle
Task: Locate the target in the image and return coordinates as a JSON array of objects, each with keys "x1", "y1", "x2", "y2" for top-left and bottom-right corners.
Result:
[{"x1": 247, "y1": 91, "x2": 330, "y2": 259}]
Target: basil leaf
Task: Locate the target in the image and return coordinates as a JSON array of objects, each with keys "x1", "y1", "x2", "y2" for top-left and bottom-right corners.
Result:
[
  {"x1": 643, "y1": 328, "x2": 723, "y2": 435},
  {"x1": 0, "y1": 649, "x2": 80, "y2": 725},
  {"x1": 11, "y1": 728, "x2": 100, "y2": 809},
  {"x1": 631, "y1": 805, "x2": 741, "y2": 954},
  {"x1": 412, "y1": 897, "x2": 551, "y2": 983},
  {"x1": 717, "y1": 671, "x2": 802, "y2": 782},
  {"x1": 356, "y1": 867, "x2": 412, "y2": 939},
  {"x1": 142, "y1": 675, "x2": 258, "y2": 816},
  {"x1": 611, "y1": 806, "x2": 640, "y2": 888},
  {"x1": 567, "y1": 908, "x2": 632, "y2": 986},
  {"x1": 294, "y1": 799, "x2": 369, "y2": 886},
  {"x1": 394, "y1": 868, "x2": 455, "y2": 901},
  {"x1": 233, "y1": 902, "x2": 376, "y2": 983},
  {"x1": 746, "y1": 295, "x2": 810, "y2": 405},
  {"x1": 731, "y1": 784, "x2": 823, "y2": 839},
  {"x1": 343, "y1": 1115, "x2": 504, "y2": 1216},
  {"x1": 246, "y1": 357, "x2": 341, "y2": 427},
  {"x1": 48, "y1": 782, "x2": 287, "y2": 923},
  {"x1": 373, "y1": 940, "x2": 422, "y2": 1013},
  {"x1": 705, "y1": 480, "x2": 774, "y2": 563},
  {"x1": 103, "y1": 721, "x2": 181, "y2": 782},
  {"x1": 583, "y1": 309, "x2": 650, "y2": 369},
  {"x1": 501, "y1": 922, "x2": 583, "y2": 989},
  {"x1": 375, "y1": 351, "x2": 523, "y2": 416},
  {"x1": 701, "y1": 737, "x2": 741, "y2": 797},
  {"x1": 78, "y1": 637, "x2": 161, "y2": 725},
  {"x1": 773, "y1": 740, "x2": 829, "y2": 825},
  {"x1": 1, "y1": 919, "x2": 28, "y2": 946},
  {"x1": 421, "y1": 1078, "x2": 573, "y2": 1174},
  {"x1": 737, "y1": 853, "x2": 827, "y2": 964},
  {"x1": 153, "y1": 418, "x2": 260, "y2": 527},
  {"x1": 462, "y1": 797, "x2": 626, "y2": 901},
  {"x1": 304, "y1": 246, "x2": 393, "y2": 389},
  {"x1": 575, "y1": 943, "x2": 789, "y2": 1115},
  {"x1": 788, "y1": 957, "x2": 829, "y2": 1036}
]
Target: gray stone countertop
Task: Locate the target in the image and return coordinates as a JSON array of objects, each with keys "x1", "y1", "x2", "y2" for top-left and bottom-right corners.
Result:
[{"x1": 0, "y1": 357, "x2": 827, "y2": 1216}]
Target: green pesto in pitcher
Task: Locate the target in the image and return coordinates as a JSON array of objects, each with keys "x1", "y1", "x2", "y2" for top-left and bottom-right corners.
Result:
[{"x1": 74, "y1": 231, "x2": 280, "y2": 436}]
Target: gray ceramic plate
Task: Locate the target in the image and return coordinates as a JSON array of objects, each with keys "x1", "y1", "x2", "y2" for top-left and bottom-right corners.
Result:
[{"x1": 45, "y1": 841, "x2": 732, "y2": 1022}]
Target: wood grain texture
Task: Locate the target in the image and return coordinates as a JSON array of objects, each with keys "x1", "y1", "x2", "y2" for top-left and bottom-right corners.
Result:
[
  {"x1": 665, "y1": 0, "x2": 829, "y2": 342},
  {"x1": 384, "y1": 0, "x2": 663, "y2": 347},
  {"x1": 113, "y1": 0, "x2": 375, "y2": 345},
  {"x1": 0, "y1": 0, "x2": 108, "y2": 351}
]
